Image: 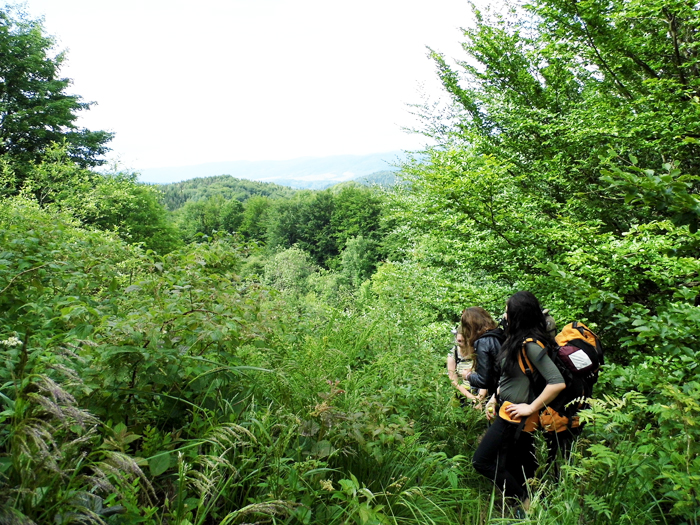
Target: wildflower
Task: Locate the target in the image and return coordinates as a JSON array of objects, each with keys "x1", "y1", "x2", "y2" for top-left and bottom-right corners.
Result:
[
  {"x1": 310, "y1": 402, "x2": 331, "y2": 417},
  {"x1": 1, "y1": 336, "x2": 22, "y2": 347},
  {"x1": 320, "y1": 479, "x2": 334, "y2": 491}
]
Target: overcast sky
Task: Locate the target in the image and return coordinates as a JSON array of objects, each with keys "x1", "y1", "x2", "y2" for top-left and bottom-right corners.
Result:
[{"x1": 21, "y1": 0, "x2": 476, "y2": 171}]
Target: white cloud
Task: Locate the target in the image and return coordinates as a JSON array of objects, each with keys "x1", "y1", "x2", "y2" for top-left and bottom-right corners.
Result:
[{"x1": 23, "y1": 0, "x2": 476, "y2": 170}]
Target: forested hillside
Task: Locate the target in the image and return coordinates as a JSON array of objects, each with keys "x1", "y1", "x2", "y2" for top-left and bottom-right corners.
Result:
[
  {"x1": 1, "y1": 1, "x2": 699, "y2": 524},
  {"x1": 159, "y1": 176, "x2": 298, "y2": 211},
  {"x1": 138, "y1": 152, "x2": 403, "y2": 186}
]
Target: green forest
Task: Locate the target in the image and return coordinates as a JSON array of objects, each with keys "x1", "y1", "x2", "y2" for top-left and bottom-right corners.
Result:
[{"x1": 1, "y1": 1, "x2": 699, "y2": 524}]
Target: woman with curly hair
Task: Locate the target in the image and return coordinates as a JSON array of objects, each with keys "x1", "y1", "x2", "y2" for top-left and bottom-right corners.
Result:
[{"x1": 460, "y1": 306, "x2": 505, "y2": 403}]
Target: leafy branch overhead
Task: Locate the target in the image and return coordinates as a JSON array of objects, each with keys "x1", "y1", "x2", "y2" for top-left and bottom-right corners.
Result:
[{"x1": 1, "y1": 1, "x2": 700, "y2": 524}]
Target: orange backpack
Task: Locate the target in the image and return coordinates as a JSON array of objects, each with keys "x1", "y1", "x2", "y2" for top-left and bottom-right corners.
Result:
[
  {"x1": 518, "y1": 322, "x2": 604, "y2": 433},
  {"x1": 555, "y1": 322, "x2": 603, "y2": 381}
]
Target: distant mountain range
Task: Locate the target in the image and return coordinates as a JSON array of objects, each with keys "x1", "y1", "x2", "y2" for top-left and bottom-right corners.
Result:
[{"x1": 138, "y1": 151, "x2": 406, "y2": 188}]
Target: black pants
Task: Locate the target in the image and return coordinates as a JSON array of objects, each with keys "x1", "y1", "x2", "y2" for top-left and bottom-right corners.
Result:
[
  {"x1": 545, "y1": 426, "x2": 582, "y2": 479},
  {"x1": 472, "y1": 414, "x2": 537, "y2": 501}
]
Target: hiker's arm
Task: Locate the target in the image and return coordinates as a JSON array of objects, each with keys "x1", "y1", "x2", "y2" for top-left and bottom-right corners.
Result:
[
  {"x1": 505, "y1": 382, "x2": 565, "y2": 419},
  {"x1": 472, "y1": 388, "x2": 487, "y2": 410},
  {"x1": 447, "y1": 353, "x2": 459, "y2": 383},
  {"x1": 467, "y1": 340, "x2": 494, "y2": 389},
  {"x1": 447, "y1": 353, "x2": 478, "y2": 401},
  {"x1": 506, "y1": 343, "x2": 564, "y2": 419}
]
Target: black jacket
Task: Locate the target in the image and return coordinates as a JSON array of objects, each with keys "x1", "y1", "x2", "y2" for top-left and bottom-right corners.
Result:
[{"x1": 467, "y1": 328, "x2": 505, "y2": 396}]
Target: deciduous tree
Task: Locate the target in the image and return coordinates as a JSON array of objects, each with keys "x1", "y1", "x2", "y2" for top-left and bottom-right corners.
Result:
[{"x1": 0, "y1": 5, "x2": 112, "y2": 171}]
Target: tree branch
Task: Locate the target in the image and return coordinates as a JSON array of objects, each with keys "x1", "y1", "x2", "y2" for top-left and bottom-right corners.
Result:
[
  {"x1": 572, "y1": 2, "x2": 633, "y2": 100},
  {"x1": 663, "y1": 7, "x2": 688, "y2": 88},
  {"x1": 0, "y1": 263, "x2": 57, "y2": 295}
]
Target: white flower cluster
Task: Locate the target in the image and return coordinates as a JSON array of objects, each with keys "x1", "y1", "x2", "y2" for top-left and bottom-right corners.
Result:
[{"x1": 1, "y1": 336, "x2": 22, "y2": 347}]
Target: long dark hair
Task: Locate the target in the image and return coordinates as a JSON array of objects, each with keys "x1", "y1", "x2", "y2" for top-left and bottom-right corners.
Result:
[{"x1": 498, "y1": 291, "x2": 556, "y2": 373}]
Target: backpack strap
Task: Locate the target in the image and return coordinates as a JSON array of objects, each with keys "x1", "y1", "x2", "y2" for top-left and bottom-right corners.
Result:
[
  {"x1": 518, "y1": 338, "x2": 545, "y2": 403},
  {"x1": 572, "y1": 321, "x2": 586, "y2": 337},
  {"x1": 477, "y1": 327, "x2": 506, "y2": 343},
  {"x1": 518, "y1": 338, "x2": 543, "y2": 376}
]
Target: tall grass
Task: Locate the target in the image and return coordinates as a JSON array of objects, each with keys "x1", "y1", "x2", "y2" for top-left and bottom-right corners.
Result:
[{"x1": 3, "y1": 199, "x2": 697, "y2": 524}]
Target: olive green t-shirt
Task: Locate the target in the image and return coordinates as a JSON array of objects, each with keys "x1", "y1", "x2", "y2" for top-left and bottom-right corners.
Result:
[{"x1": 499, "y1": 341, "x2": 564, "y2": 404}]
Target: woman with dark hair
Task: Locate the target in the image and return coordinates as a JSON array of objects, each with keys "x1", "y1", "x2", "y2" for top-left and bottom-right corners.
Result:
[{"x1": 472, "y1": 291, "x2": 565, "y2": 510}]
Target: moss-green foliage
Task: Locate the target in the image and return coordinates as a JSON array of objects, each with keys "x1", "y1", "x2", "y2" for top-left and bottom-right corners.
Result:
[
  {"x1": 3, "y1": 0, "x2": 700, "y2": 522},
  {"x1": 382, "y1": 0, "x2": 700, "y2": 522},
  {"x1": 260, "y1": 186, "x2": 386, "y2": 271},
  {"x1": 169, "y1": 182, "x2": 387, "y2": 275},
  {"x1": 160, "y1": 174, "x2": 298, "y2": 211},
  {"x1": 0, "y1": 197, "x2": 489, "y2": 524},
  {"x1": 0, "y1": 143, "x2": 182, "y2": 254}
]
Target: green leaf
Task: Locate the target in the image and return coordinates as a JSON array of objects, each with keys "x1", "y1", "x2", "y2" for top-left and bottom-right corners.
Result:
[
  {"x1": 148, "y1": 451, "x2": 172, "y2": 477},
  {"x1": 0, "y1": 392, "x2": 15, "y2": 409},
  {"x1": 311, "y1": 440, "x2": 333, "y2": 458},
  {"x1": 0, "y1": 457, "x2": 12, "y2": 473}
]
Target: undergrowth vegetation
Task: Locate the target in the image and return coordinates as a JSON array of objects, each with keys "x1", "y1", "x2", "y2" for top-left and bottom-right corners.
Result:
[
  {"x1": 2, "y1": 0, "x2": 700, "y2": 524},
  {"x1": 0, "y1": 199, "x2": 492, "y2": 524}
]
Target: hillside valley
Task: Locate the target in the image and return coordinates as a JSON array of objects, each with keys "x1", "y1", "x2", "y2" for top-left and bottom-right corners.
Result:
[
  {"x1": 138, "y1": 151, "x2": 405, "y2": 188},
  {"x1": 1, "y1": 2, "x2": 699, "y2": 524}
]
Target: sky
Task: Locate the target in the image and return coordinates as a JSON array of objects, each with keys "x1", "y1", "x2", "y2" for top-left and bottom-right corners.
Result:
[{"x1": 21, "y1": 0, "x2": 476, "y2": 172}]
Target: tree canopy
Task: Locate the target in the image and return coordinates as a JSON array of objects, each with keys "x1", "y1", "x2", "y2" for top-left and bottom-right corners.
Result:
[
  {"x1": 397, "y1": 0, "x2": 700, "y2": 317},
  {"x1": 159, "y1": 174, "x2": 297, "y2": 211},
  {"x1": 0, "y1": 5, "x2": 112, "y2": 170},
  {"x1": 2, "y1": 1, "x2": 700, "y2": 523}
]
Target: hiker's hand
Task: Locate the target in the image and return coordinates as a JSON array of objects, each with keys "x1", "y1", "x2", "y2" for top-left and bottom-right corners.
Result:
[
  {"x1": 505, "y1": 403, "x2": 534, "y2": 419},
  {"x1": 485, "y1": 400, "x2": 496, "y2": 420}
]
